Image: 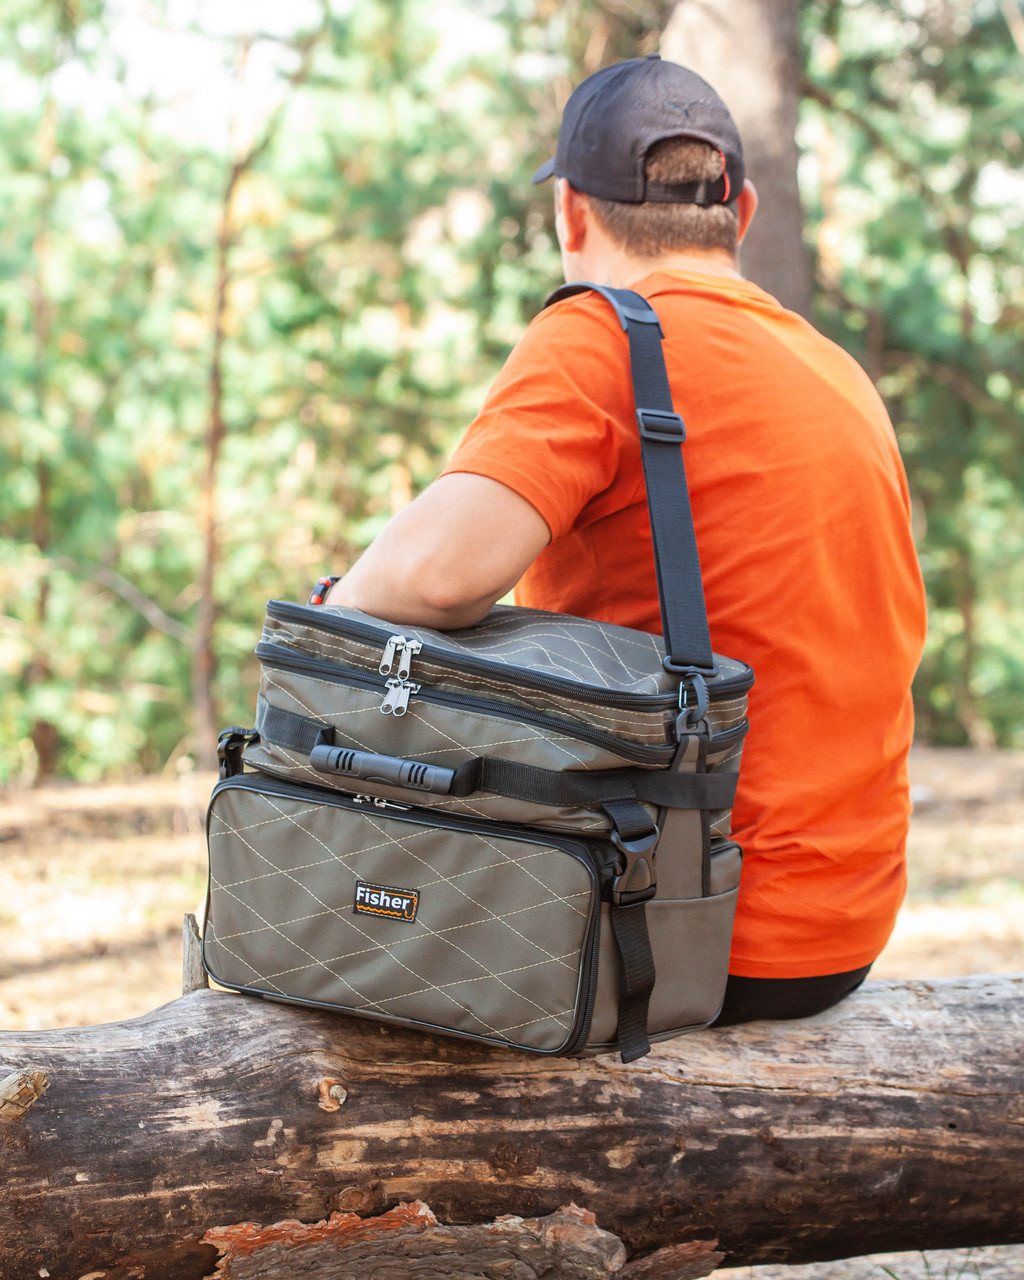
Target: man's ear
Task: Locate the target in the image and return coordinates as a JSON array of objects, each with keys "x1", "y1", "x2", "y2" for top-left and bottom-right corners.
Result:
[
  {"x1": 736, "y1": 179, "x2": 758, "y2": 245},
  {"x1": 555, "y1": 179, "x2": 589, "y2": 254}
]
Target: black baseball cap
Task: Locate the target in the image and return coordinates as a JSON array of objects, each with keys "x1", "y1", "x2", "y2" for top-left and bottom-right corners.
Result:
[{"x1": 532, "y1": 54, "x2": 744, "y2": 206}]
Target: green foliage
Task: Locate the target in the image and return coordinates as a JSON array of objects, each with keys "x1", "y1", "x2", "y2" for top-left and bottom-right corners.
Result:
[
  {"x1": 1, "y1": 0, "x2": 1022, "y2": 780},
  {"x1": 801, "y1": 0, "x2": 1024, "y2": 746},
  {"x1": 0, "y1": 0, "x2": 572, "y2": 780}
]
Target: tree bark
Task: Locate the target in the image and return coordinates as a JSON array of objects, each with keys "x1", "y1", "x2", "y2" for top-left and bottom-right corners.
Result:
[
  {"x1": 2, "y1": 973, "x2": 1022, "y2": 1279},
  {"x1": 202, "y1": 1201, "x2": 723, "y2": 1280},
  {"x1": 660, "y1": 0, "x2": 813, "y2": 317}
]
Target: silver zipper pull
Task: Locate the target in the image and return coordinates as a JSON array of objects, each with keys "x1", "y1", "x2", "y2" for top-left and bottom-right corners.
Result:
[
  {"x1": 379, "y1": 635, "x2": 405, "y2": 676},
  {"x1": 380, "y1": 678, "x2": 404, "y2": 714},
  {"x1": 396, "y1": 638, "x2": 421, "y2": 681},
  {"x1": 379, "y1": 678, "x2": 419, "y2": 716}
]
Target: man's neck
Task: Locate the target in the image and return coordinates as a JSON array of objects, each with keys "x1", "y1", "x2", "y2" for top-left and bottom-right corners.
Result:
[
  {"x1": 570, "y1": 244, "x2": 743, "y2": 289},
  {"x1": 640, "y1": 249, "x2": 743, "y2": 281}
]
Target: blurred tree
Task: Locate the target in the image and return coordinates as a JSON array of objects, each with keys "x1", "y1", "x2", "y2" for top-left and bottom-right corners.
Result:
[
  {"x1": 0, "y1": 0, "x2": 568, "y2": 779},
  {"x1": 801, "y1": 0, "x2": 1024, "y2": 747},
  {"x1": 661, "y1": 0, "x2": 813, "y2": 316}
]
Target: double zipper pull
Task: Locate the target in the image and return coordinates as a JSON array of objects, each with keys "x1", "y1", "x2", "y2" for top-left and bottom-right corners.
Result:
[
  {"x1": 380, "y1": 635, "x2": 421, "y2": 682},
  {"x1": 380, "y1": 678, "x2": 419, "y2": 716}
]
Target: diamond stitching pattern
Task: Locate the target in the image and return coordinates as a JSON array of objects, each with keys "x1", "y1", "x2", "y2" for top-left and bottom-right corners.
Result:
[
  {"x1": 206, "y1": 785, "x2": 595, "y2": 1050},
  {"x1": 249, "y1": 671, "x2": 663, "y2": 832}
]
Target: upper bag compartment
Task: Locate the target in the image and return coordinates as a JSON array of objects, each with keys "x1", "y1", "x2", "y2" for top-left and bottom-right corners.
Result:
[{"x1": 242, "y1": 600, "x2": 752, "y2": 832}]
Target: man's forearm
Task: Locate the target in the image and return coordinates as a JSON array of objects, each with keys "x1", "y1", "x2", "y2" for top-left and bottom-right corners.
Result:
[{"x1": 322, "y1": 473, "x2": 551, "y2": 630}]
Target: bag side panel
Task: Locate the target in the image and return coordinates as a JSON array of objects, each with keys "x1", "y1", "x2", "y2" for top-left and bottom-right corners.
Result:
[{"x1": 586, "y1": 843, "x2": 742, "y2": 1048}]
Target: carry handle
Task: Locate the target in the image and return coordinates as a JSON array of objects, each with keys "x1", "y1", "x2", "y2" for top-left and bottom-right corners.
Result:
[
  {"x1": 543, "y1": 283, "x2": 716, "y2": 677},
  {"x1": 310, "y1": 733, "x2": 456, "y2": 795}
]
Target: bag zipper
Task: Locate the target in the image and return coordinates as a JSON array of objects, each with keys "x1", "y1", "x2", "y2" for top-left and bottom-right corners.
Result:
[
  {"x1": 209, "y1": 772, "x2": 607, "y2": 1055},
  {"x1": 256, "y1": 641, "x2": 677, "y2": 766},
  {"x1": 265, "y1": 600, "x2": 753, "y2": 710}
]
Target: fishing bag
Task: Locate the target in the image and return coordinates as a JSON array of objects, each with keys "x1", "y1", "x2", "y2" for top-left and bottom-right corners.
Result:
[{"x1": 203, "y1": 284, "x2": 753, "y2": 1062}]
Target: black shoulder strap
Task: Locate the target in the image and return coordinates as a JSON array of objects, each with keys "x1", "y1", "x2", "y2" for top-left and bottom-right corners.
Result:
[{"x1": 543, "y1": 282, "x2": 715, "y2": 676}]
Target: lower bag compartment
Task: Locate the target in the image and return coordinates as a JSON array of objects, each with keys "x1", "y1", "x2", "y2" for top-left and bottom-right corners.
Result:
[{"x1": 203, "y1": 775, "x2": 602, "y2": 1055}]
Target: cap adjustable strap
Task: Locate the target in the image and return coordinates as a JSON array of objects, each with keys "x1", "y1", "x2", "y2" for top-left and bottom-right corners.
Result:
[{"x1": 642, "y1": 175, "x2": 730, "y2": 206}]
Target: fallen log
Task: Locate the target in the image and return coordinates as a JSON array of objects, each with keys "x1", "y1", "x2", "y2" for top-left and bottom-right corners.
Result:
[
  {"x1": 200, "y1": 1200, "x2": 723, "y2": 1280},
  {"x1": 1, "y1": 970, "x2": 1022, "y2": 1279}
]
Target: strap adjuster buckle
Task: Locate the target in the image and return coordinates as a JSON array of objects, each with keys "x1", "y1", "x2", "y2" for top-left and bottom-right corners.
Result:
[
  {"x1": 610, "y1": 824, "x2": 659, "y2": 907},
  {"x1": 217, "y1": 726, "x2": 257, "y2": 779},
  {"x1": 637, "y1": 408, "x2": 686, "y2": 443}
]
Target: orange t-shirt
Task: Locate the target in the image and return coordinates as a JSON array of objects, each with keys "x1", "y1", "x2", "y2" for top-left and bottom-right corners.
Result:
[{"x1": 443, "y1": 270, "x2": 927, "y2": 979}]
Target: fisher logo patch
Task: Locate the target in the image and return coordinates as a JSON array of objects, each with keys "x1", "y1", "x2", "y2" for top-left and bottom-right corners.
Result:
[{"x1": 354, "y1": 881, "x2": 419, "y2": 922}]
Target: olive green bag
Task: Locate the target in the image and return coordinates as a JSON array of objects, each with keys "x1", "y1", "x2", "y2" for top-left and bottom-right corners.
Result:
[{"x1": 203, "y1": 285, "x2": 752, "y2": 1062}]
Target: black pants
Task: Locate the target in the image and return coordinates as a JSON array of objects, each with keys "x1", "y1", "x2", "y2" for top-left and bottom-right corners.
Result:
[{"x1": 711, "y1": 965, "x2": 872, "y2": 1027}]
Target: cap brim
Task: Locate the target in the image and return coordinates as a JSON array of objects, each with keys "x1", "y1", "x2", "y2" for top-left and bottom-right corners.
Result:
[{"x1": 531, "y1": 157, "x2": 556, "y2": 184}]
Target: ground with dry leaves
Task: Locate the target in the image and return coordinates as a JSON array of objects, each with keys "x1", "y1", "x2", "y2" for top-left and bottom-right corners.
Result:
[{"x1": 1, "y1": 746, "x2": 1022, "y2": 1279}]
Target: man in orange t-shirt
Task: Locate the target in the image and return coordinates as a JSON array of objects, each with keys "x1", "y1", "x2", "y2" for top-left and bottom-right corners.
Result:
[{"x1": 326, "y1": 56, "x2": 927, "y2": 1025}]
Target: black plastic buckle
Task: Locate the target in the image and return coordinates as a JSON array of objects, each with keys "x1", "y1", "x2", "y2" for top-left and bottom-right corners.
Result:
[
  {"x1": 674, "y1": 673, "x2": 710, "y2": 736},
  {"x1": 636, "y1": 408, "x2": 686, "y2": 443},
  {"x1": 610, "y1": 824, "x2": 659, "y2": 908},
  {"x1": 217, "y1": 726, "x2": 257, "y2": 780}
]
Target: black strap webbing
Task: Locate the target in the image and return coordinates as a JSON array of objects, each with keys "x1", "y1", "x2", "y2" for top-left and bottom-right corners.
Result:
[
  {"x1": 543, "y1": 283, "x2": 717, "y2": 1061},
  {"x1": 257, "y1": 700, "x2": 736, "y2": 812},
  {"x1": 449, "y1": 754, "x2": 734, "y2": 810},
  {"x1": 543, "y1": 283, "x2": 715, "y2": 675},
  {"x1": 610, "y1": 903, "x2": 656, "y2": 1062},
  {"x1": 257, "y1": 700, "x2": 322, "y2": 755},
  {"x1": 601, "y1": 796, "x2": 660, "y2": 841}
]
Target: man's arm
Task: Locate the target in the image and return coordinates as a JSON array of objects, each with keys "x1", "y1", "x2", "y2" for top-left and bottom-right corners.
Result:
[{"x1": 324, "y1": 472, "x2": 551, "y2": 629}]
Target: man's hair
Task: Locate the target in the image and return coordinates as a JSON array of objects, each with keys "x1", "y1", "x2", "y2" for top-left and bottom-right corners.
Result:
[{"x1": 588, "y1": 137, "x2": 739, "y2": 257}]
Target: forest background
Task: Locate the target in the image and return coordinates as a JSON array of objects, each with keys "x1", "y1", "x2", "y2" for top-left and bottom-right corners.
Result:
[{"x1": 1, "y1": 0, "x2": 1022, "y2": 785}]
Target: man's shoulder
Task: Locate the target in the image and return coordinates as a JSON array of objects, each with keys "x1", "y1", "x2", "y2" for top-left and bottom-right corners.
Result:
[
  {"x1": 497, "y1": 287, "x2": 635, "y2": 385},
  {"x1": 523, "y1": 273, "x2": 710, "y2": 368},
  {"x1": 527, "y1": 286, "x2": 630, "y2": 338}
]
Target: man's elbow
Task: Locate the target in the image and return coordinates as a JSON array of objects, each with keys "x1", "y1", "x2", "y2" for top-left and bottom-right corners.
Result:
[
  {"x1": 410, "y1": 567, "x2": 501, "y2": 628},
  {"x1": 333, "y1": 557, "x2": 503, "y2": 630}
]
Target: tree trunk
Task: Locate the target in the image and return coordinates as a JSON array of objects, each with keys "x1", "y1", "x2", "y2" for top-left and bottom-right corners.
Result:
[
  {"x1": 193, "y1": 140, "x2": 243, "y2": 773},
  {"x1": 660, "y1": 0, "x2": 813, "y2": 317},
  {"x1": 2, "y1": 973, "x2": 1022, "y2": 1278},
  {"x1": 26, "y1": 91, "x2": 60, "y2": 783}
]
